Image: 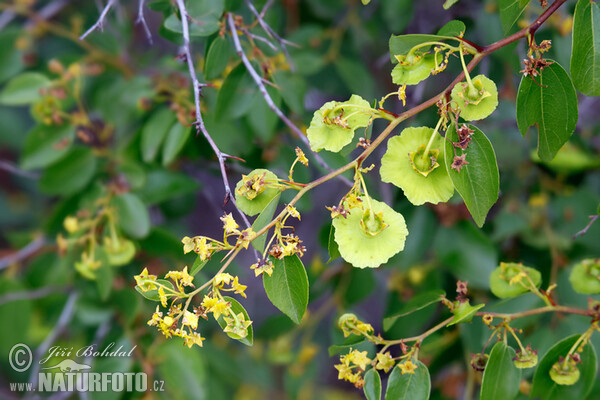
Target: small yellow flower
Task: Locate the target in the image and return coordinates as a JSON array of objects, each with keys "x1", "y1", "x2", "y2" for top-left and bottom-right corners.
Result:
[
  {"x1": 214, "y1": 273, "x2": 234, "y2": 288},
  {"x1": 334, "y1": 362, "x2": 353, "y2": 380},
  {"x1": 182, "y1": 310, "x2": 199, "y2": 330},
  {"x1": 349, "y1": 349, "x2": 371, "y2": 370},
  {"x1": 134, "y1": 268, "x2": 157, "y2": 292},
  {"x1": 63, "y1": 216, "x2": 79, "y2": 233},
  {"x1": 236, "y1": 228, "x2": 255, "y2": 249},
  {"x1": 203, "y1": 296, "x2": 230, "y2": 320},
  {"x1": 398, "y1": 84, "x2": 407, "y2": 106},
  {"x1": 220, "y1": 213, "x2": 239, "y2": 234},
  {"x1": 201, "y1": 295, "x2": 218, "y2": 310},
  {"x1": 158, "y1": 287, "x2": 168, "y2": 307},
  {"x1": 295, "y1": 147, "x2": 309, "y2": 166},
  {"x1": 231, "y1": 276, "x2": 247, "y2": 298},
  {"x1": 286, "y1": 205, "x2": 301, "y2": 220},
  {"x1": 398, "y1": 359, "x2": 418, "y2": 375},
  {"x1": 182, "y1": 332, "x2": 205, "y2": 348},
  {"x1": 509, "y1": 271, "x2": 527, "y2": 286},
  {"x1": 375, "y1": 352, "x2": 395, "y2": 373},
  {"x1": 182, "y1": 236, "x2": 195, "y2": 254},
  {"x1": 482, "y1": 314, "x2": 494, "y2": 326},
  {"x1": 250, "y1": 259, "x2": 275, "y2": 277}
]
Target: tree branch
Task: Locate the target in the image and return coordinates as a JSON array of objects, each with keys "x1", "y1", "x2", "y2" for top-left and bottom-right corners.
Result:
[
  {"x1": 227, "y1": 13, "x2": 353, "y2": 187},
  {"x1": 136, "y1": 0, "x2": 153, "y2": 44},
  {"x1": 0, "y1": 236, "x2": 46, "y2": 271},
  {"x1": 79, "y1": 0, "x2": 117, "y2": 40},
  {"x1": 0, "y1": 285, "x2": 69, "y2": 307}
]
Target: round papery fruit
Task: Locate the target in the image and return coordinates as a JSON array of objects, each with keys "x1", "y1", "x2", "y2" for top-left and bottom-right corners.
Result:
[
  {"x1": 451, "y1": 74, "x2": 498, "y2": 121},
  {"x1": 391, "y1": 53, "x2": 437, "y2": 86},
  {"x1": 550, "y1": 360, "x2": 580, "y2": 385},
  {"x1": 513, "y1": 348, "x2": 538, "y2": 369},
  {"x1": 569, "y1": 259, "x2": 600, "y2": 294},
  {"x1": 490, "y1": 262, "x2": 542, "y2": 299},
  {"x1": 104, "y1": 237, "x2": 136, "y2": 267},
  {"x1": 333, "y1": 199, "x2": 408, "y2": 269},
  {"x1": 380, "y1": 127, "x2": 454, "y2": 206},
  {"x1": 235, "y1": 169, "x2": 279, "y2": 216},
  {"x1": 306, "y1": 94, "x2": 372, "y2": 153}
]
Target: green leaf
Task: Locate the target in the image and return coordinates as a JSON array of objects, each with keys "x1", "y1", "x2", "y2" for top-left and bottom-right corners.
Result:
[
  {"x1": 163, "y1": 0, "x2": 224, "y2": 37},
  {"x1": 480, "y1": 342, "x2": 521, "y2": 400},
  {"x1": 443, "y1": 0, "x2": 459, "y2": 10},
  {"x1": 0, "y1": 72, "x2": 50, "y2": 105},
  {"x1": 571, "y1": 0, "x2": 600, "y2": 96},
  {"x1": 383, "y1": 290, "x2": 445, "y2": 330},
  {"x1": 204, "y1": 36, "x2": 231, "y2": 80},
  {"x1": 251, "y1": 193, "x2": 280, "y2": 253},
  {"x1": 190, "y1": 256, "x2": 208, "y2": 276},
  {"x1": 531, "y1": 334, "x2": 597, "y2": 400},
  {"x1": 328, "y1": 336, "x2": 366, "y2": 357},
  {"x1": 216, "y1": 296, "x2": 253, "y2": 346},
  {"x1": 113, "y1": 193, "x2": 151, "y2": 239},
  {"x1": 0, "y1": 29, "x2": 24, "y2": 84},
  {"x1": 447, "y1": 301, "x2": 485, "y2": 326},
  {"x1": 516, "y1": 61, "x2": 578, "y2": 162},
  {"x1": 437, "y1": 20, "x2": 466, "y2": 36},
  {"x1": 135, "y1": 279, "x2": 174, "y2": 302},
  {"x1": 385, "y1": 360, "x2": 431, "y2": 400},
  {"x1": 216, "y1": 62, "x2": 257, "y2": 119},
  {"x1": 246, "y1": 85, "x2": 281, "y2": 143},
  {"x1": 389, "y1": 34, "x2": 448, "y2": 62},
  {"x1": 136, "y1": 170, "x2": 200, "y2": 205},
  {"x1": 141, "y1": 108, "x2": 176, "y2": 163},
  {"x1": 444, "y1": 124, "x2": 499, "y2": 227},
  {"x1": 162, "y1": 122, "x2": 190, "y2": 166},
  {"x1": 327, "y1": 224, "x2": 341, "y2": 263},
  {"x1": 498, "y1": 0, "x2": 532, "y2": 34},
  {"x1": 335, "y1": 58, "x2": 376, "y2": 100},
  {"x1": 21, "y1": 124, "x2": 76, "y2": 170},
  {"x1": 39, "y1": 147, "x2": 97, "y2": 196},
  {"x1": 364, "y1": 369, "x2": 382, "y2": 400},
  {"x1": 263, "y1": 255, "x2": 309, "y2": 324},
  {"x1": 272, "y1": 71, "x2": 306, "y2": 115}
]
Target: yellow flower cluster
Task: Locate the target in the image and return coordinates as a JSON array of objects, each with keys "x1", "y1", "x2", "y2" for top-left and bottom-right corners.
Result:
[
  {"x1": 182, "y1": 235, "x2": 215, "y2": 260},
  {"x1": 250, "y1": 258, "x2": 275, "y2": 277},
  {"x1": 334, "y1": 349, "x2": 372, "y2": 388},
  {"x1": 338, "y1": 313, "x2": 375, "y2": 338},
  {"x1": 375, "y1": 352, "x2": 395, "y2": 373},
  {"x1": 295, "y1": 147, "x2": 309, "y2": 166},
  {"x1": 147, "y1": 306, "x2": 205, "y2": 348},
  {"x1": 213, "y1": 273, "x2": 247, "y2": 298}
]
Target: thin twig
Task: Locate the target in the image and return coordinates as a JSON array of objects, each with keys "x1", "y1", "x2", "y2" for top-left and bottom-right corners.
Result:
[
  {"x1": 174, "y1": 0, "x2": 258, "y2": 258},
  {"x1": 27, "y1": 291, "x2": 78, "y2": 397},
  {"x1": 0, "y1": 160, "x2": 40, "y2": 179},
  {"x1": 0, "y1": 286, "x2": 69, "y2": 307},
  {"x1": 79, "y1": 0, "x2": 117, "y2": 40},
  {"x1": 244, "y1": 0, "x2": 297, "y2": 71},
  {"x1": 573, "y1": 215, "x2": 599, "y2": 238},
  {"x1": 136, "y1": 0, "x2": 153, "y2": 44},
  {"x1": 0, "y1": 236, "x2": 46, "y2": 271},
  {"x1": 228, "y1": 14, "x2": 353, "y2": 187}
]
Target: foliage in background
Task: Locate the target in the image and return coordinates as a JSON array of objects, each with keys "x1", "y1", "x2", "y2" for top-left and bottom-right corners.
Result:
[{"x1": 0, "y1": 0, "x2": 599, "y2": 399}]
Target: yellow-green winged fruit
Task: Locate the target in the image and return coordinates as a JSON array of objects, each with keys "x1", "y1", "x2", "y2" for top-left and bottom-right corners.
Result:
[
  {"x1": 333, "y1": 198, "x2": 408, "y2": 269},
  {"x1": 307, "y1": 95, "x2": 372, "y2": 153},
  {"x1": 550, "y1": 358, "x2": 580, "y2": 385},
  {"x1": 451, "y1": 74, "x2": 498, "y2": 121},
  {"x1": 513, "y1": 345, "x2": 538, "y2": 369},
  {"x1": 104, "y1": 237, "x2": 136, "y2": 267},
  {"x1": 380, "y1": 127, "x2": 454, "y2": 205},
  {"x1": 235, "y1": 169, "x2": 279, "y2": 216},
  {"x1": 448, "y1": 301, "x2": 485, "y2": 326},
  {"x1": 489, "y1": 262, "x2": 542, "y2": 298},
  {"x1": 569, "y1": 259, "x2": 600, "y2": 294},
  {"x1": 391, "y1": 53, "x2": 437, "y2": 86}
]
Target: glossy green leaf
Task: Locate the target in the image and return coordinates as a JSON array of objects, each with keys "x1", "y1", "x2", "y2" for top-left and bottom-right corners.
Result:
[
  {"x1": 216, "y1": 62, "x2": 257, "y2": 119},
  {"x1": 39, "y1": 147, "x2": 97, "y2": 196},
  {"x1": 498, "y1": 0, "x2": 531, "y2": 34},
  {"x1": 272, "y1": 70, "x2": 306, "y2": 115},
  {"x1": 136, "y1": 170, "x2": 200, "y2": 205},
  {"x1": 246, "y1": 86, "x2": 281, "y2": 143},
  {"x1": 444, "y1": 124, "x2": 499, "y2": 227},
  {"x1": 516, "y1": 61, "x2": 578, "y2": 162},
  {"x1": 389, "y1": 34, "x2": 448, "y2": 62},
  {"x1": 385, "y1": 359, "x2": 430, "y2": 400},
  {"x1": 531, "y1": 334, "x2": 597, "y2": 400},
  {"x1": 443, "y1": 0, "x2": 459, "y2": 10},
  {"x1": 216, "y1": 296, "x2": 253, "y2": 346},
  {"x1": 190, "y1": 256, "x2": 208, "y2": 276},
  {"x1": 263, "y1": 255, "x2": 309, "y2": 324},
  {"x1": 0, "y1": 72, "x2": 50, "y2": 105},
  {"x1": 251, "y1": 194, "x2": 280, "y2": 253},
  {"x1": 135, "y1": 279, "x2": 174, "y2": 302},
  {"x1": 163, "y1": 0, "x2": 223, "y2": 37},
  {"x1": 141, "y1": 108, "x2": 176, "y2": 163},
  {"x1": 204, "y1": 36, "x2": 231, "y2": 80},
  {"x1": 364, "y1": 369, "x2": 382, "y2": 400},
  {"x1": 571, "y1": 0, "x2": 600, "y2": 96},
  {"x1": 437, "y1": 20, "x2": 466, "y2": 36},
  {"x1": 162, "y1": 122, "x2": 190, "y2": 166},
  {"x1": 327, "y1": 224, "x2": 341, "y2": 263},
  {"x1": 113, "y1": 193, "x2": 151, "y2": 239},
  {"x1": 480, "y1": 342, "x2": 521, "y2": 400},
  {"x1": 155, "y1": 339, "x2": 206, "y2": 399},
  {"x1": 328, "y1": 336, "x2": 366, "y2": 357},
  {"x1": 383, "y1": 290, "x2": 445, "y2": 330},
  {"x1": 0, "y1": 30, "x2": 24, "y2": 84},
  {"x1": 21, "y1": 124, "x2": 75, "y2": 170}
]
